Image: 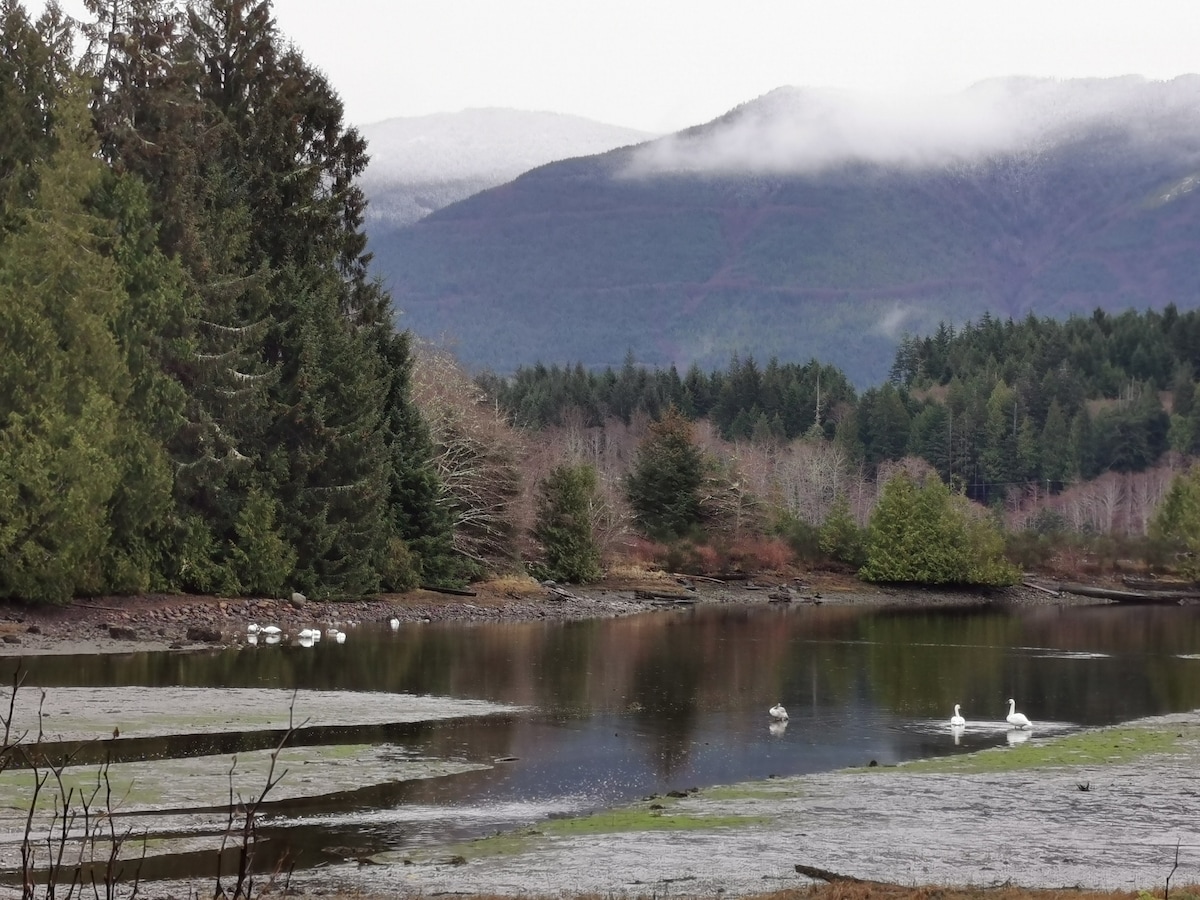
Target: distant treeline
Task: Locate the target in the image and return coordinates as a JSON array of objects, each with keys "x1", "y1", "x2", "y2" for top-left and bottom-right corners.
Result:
[{"x1": 486, "y1": 306, "x2": 1200, "y2": 504}]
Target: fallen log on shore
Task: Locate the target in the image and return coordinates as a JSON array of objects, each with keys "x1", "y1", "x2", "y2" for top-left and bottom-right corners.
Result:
[
  {"x1": 1050, "y1": 582, "x2": 1199, "y2": 604},
  {"x1": 794, "y1": 863, "x2": 892, "y2": 885}
]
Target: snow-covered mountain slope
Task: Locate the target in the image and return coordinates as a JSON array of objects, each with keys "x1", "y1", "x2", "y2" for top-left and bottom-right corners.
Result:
[{"x1": 359, "y1": 108, "x2": 655, "y2": 228}]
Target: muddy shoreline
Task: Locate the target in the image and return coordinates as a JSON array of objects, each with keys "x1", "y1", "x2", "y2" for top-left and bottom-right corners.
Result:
[
  {"x1": 354, "y1": 710, "x2": 1200, "y2": 896},
  {"x1": 0, "y1": 573, "x2": 1078, "y2": 656},
  {"x1": 0, "y1": 573, "x2": 1184, "y2": 896}
]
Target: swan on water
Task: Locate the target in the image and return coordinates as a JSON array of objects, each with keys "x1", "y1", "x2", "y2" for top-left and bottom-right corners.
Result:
[
  {"x1": 246, "y1": 623, "x2": 260, "y2": 634},
  {"x1": 261, "y1": 625, "x2": 282, "y2": 636},
  {"x1": 298, "y1": 628, "x2": 317, "y2": 640},
  {"x1": 950, "y1": 704, "x2": 966, "y2": 727},
  {"x1": 769, "y1": 703, "x2": 788, "y2": 720},
  {"x1": 1006, "y1": 698, "x2": 1031, "y2": 729},
  {"x1": 389, "y1": 617, "x2": 400, "y2": 630}
]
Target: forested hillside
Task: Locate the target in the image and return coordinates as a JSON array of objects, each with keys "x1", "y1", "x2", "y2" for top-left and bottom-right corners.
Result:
[
  {"x1": 487, "y1": 306, "x2": 1200, "y2": 506},
  {"x1": 374, "y1": 78, "x2": 1200, "y2": 386},
  {"x1": 0, "y1": 0, "x2": 465, "y2": 602}
]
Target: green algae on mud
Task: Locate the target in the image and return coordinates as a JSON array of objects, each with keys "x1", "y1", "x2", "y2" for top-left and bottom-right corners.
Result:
[
  {"x1": 699, "y1": 782, "x2": 799, "y2": 802},
  {"x1": 402, "y1": 803, "x2": 770, "y2": 864},
  {"x1": 866, "y1": 726, "x2": 1196, "y2": 775}
]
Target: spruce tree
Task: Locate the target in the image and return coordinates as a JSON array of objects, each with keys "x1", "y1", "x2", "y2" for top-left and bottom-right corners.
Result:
[
  {"x1": 626, "y1": 408, "x2": 706, "y2": 539},
  {"x1": 534, "y1": 464, "x2": 603, "y2": 583},
  {"x1": 0, "y1": 82, "x2": 130, "y2": 602}
]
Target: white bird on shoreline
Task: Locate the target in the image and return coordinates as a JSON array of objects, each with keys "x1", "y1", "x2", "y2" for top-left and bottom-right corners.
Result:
[
  {"x1": 389, "y1": 617, "x2": 400, "y2": 630},
  {"x1": 1006, "y1": 698, "x2": 1031, "y2": 729},
  {"x1": 769, "y1": 703, "x2": 788, "y2": 721},
  {"x1": 950, "y1": 704, "x2": 966, "y2": 727},
  {"x1": 261, "y1": 625, "x2": 282, "y2": 636},
  {"x1": 246, "y1": 623, "x2": 260, "y2": 634}
]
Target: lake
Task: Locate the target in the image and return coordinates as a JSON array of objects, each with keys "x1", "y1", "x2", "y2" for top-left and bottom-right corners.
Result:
[{"x1": 4, "y1": 599, "x2": 1200, "y2": 884}]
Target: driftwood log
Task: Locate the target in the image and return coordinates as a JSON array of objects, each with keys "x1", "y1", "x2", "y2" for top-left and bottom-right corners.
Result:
[
  {"x1": 794, "y1": 864, "x2": 891, "y2": 885},
  {"x1": 420, "y1": 584, "x2": 477, "y2": 597},
  {"x1": 1046, "y1": 582, "x2": 1199, "y2": 603},
  {"x1": 1023, "y1": 580, "x2": 1062, "y2": 597},
  {"x1": 670, "y1": 572, "x2": 727, "y2": 585}
]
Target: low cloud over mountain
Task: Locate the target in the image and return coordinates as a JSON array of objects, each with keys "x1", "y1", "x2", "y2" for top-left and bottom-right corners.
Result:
[{"x1": 369, "y1": 77, "x2": 1200, "y2": 386}]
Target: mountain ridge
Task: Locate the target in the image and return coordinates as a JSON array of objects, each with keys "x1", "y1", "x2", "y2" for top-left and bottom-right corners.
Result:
[
  {"x1": 360, "y1": 108, "x2": 655, "y2": 227},
  {"x1": 369, "y1": 77, "x2": 1200, "y2": 386}
]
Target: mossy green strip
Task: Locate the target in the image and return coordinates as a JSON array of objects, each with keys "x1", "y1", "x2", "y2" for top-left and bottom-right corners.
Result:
[
  {"x1": 701, "y1": 783, "x2": 797, "y2": 801},
  {"x1": 416, "y1": 802, "x2": 769, "y2": 863},
  {"x1": 539, "y1": 806, "x2": 767, "y2": 836},
  {"x1": 862, "y1": 726, "x2": 1193, "y2": 774}
]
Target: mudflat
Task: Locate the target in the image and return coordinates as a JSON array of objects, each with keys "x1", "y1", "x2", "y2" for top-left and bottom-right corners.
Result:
[{"x1": 334, "y1": 711, "x2": 1200, "y2": 897}]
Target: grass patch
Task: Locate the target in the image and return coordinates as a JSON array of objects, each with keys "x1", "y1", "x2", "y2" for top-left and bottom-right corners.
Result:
[
  {"x1": 539, "y1": 805, "x2": 767, "y2": 836},
  {"x1": 701, "y1": 783, "x2": 799, "y2": 801},
  {"x1": 875, "y1": 727, "x2": 1194, "y2": 775},
  {"x1": 483, "y1": 574, "x2": 545, "y2": 597},
  {"x1": 418, "y1": 801, "x2": 769, "y2": 863}
]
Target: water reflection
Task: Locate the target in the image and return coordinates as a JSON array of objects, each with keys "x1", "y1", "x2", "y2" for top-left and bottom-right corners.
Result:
[{"x1": 5, "y1": 601, "x2": 1200, "y2": 876}]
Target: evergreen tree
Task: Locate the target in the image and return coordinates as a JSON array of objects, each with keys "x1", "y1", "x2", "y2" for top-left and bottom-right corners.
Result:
[
  {"x1": 859, "y1": 472, "x2": 1017, "y2": 586},
  {"x1": 0, "y1": 1, "x2": 73, "y2": 230},
  {"x1": 818, "y1": 493, "x2": 865, "y2": 567},
  {"x1": 1040, "y1": 399, "x2": 1073, "y2": 488},
  {"x1": 0, "y1": 82, "x2": 131, "y2": 602},
  {"x1": 626, "y1": 408, "x2": 705, "y2": 539},
  {"x1": 533, "y1": 463, "x2": 603, "y2": 583},
  {"x1": 1149, "y1": 467, "x2": 1200, "y2": 582}
]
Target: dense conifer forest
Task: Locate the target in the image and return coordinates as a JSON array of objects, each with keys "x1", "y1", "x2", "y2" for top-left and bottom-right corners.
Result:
[
  {"x1": 0, "y1": 0, "x2": 465, "y2": 602},
  {"x1": 488, "y1": 307, "x2": 1200, "y2": 504}
]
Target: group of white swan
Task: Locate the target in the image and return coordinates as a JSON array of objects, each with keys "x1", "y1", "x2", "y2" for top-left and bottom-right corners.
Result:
[
  {"x1": 245, "y1": 622, "x2": 346, "y2": 645},
  {"x1": 946, "y1": 698, "x2": 1032, "y2": 730},
  {"x1": 765, "y1": 698, "x2": 1033, "y2": 732}
]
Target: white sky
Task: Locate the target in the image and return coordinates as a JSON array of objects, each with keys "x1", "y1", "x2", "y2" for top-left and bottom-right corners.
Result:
[{"x1": 32, "y1": 0, "x2": 1200, "y2": 133}]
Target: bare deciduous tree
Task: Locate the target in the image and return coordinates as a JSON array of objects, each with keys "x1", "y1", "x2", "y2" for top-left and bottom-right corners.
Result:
[{"x1": 411, "y1": 344, "x2": 524, "y2": 567}]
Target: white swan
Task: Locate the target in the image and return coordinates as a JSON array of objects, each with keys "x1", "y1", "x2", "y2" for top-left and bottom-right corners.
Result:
[
  {"x1": 246, "y1": 623, "x2": 260, "y2": 634},
  {"x1": 950, "y1": 704, "x2": 966, "y2": 727},
  {"x1": 298, "y1": 628, "x2": 317, "y2": 640},
  {"x1": 1006, "y1": 698, "x2": 1031, "y2": 729},
  {"x1": 769, "y1": 703, "x2": 788, "y2": 721},
  {"x1": 389, "y1": 617, "x2": 400, "y2": 630},
  {"x1": 261, "y1": 625, "x2": 282, "y2": 636}
]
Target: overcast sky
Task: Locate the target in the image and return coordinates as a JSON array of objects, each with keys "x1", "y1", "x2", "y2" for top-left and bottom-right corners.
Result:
[{"x1": 33, "y1": 0, "x2": 1200, "y2": 133}]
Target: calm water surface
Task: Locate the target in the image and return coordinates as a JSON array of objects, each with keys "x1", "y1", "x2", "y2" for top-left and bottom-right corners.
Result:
[{"x1": 8, "y1": 601, "x2": 1200, "y2": 870}]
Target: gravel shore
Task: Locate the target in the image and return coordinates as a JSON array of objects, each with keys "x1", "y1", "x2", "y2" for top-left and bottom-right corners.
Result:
[{"x1": 0, "y1": 572, "x2": 1085, "y2": 656}]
